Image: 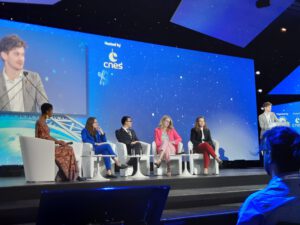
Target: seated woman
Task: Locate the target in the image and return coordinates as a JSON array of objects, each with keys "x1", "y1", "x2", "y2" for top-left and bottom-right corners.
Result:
[
  {"x1": 35, "y1": 103, "x2": 79, "y2": 182},
  {"x1": 81, "y1": 117, "x2": 127, "y2": 178},
  {"x1": 190, "y1": 116, "x2": 222, "y2": 175},
  {"x1": 154, "y1": 115, "x2": 182, "y2": 176}
]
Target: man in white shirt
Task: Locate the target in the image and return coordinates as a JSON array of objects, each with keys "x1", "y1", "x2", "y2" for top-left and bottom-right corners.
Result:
[
  {"x1": 0, "y1": 35, "x2": 48, "y2": 112},
  {"x1": 237, "y1": 126, "x2": 300, "y2": 225},
  {"x1": 258, "y1": 102, "x2": 279, "y2": 139}
]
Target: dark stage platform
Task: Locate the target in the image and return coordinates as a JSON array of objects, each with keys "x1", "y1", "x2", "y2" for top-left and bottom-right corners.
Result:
[{"x1": 0, "y1": 168, "x2": 269, "y2": 225}]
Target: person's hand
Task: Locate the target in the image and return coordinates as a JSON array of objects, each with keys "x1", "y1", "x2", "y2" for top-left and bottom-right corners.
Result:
[
  {"x1": 131, "y1": 141, "x2": 139, "y2": 145},
  {"x1": 58, "y1": 140, "x2": 66, "y2": 146},
  {"x1": 96, "y1": 126, "x2": 105, "y2": 135}
]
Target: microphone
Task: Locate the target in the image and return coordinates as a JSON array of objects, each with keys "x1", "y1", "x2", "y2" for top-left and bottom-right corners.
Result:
[
  {"x1": 0, "y1": 73, "x2": 26, "y2": 111},
  {"x1": 23, "y1": 71, "x2": 49, "y2": 107},
  {"x1": 0, "y1": 74, "x2": 24, "y2": 102}
]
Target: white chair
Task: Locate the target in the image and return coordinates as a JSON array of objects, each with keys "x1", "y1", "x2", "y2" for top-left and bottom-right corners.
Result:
[
  {"x1": 115, "y1": 141, "x2": 151, "y2": 177},
  {"x1": 71, "y1": 142, "x2": 83, "y2": 177},
  {"x1": 20, "y1": 136, "x2": 85, "y2": 182},
  {"x1": 19, "y1": 136, "x2": 56, "y2": 182},
  {"x1": 152, "y1": 141, "x2": 183, "y2": 176},
  {"x1": 81, "y1": 142, "x2": 116, "y2": 178},
  {"x1": 188, "y1": 140, "x2": 220, "y2": 175}
]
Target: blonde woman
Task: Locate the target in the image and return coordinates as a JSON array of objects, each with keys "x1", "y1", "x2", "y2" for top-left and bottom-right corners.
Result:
[{"x1": 154, "y1": 115, "x2": 182, "y2": 176}]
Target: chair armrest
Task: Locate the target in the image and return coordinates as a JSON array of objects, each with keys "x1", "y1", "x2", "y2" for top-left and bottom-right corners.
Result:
[
  {"x1": 139, "y1": 141, "x2": 151, "y2": 156},
  {"x1": 178, "y1": 142, "x2": 184, "y2": 154},
  {"x1": 108, "y1": 142, "x2": 116, "y2": 154},
  {"x1": 72, "y1": 142, "x2": 83, "y2": 160},
  {"x1": 151, "y1": 141, "x2": 157, "y2": 156},
  {"x1": 115, "y1": 142, "x2": 127, "y2": 164},
  {"x1": 116, "y1": 142, "x2": 127, "y2": 157},
  {"x1": 187, "y1": 141, "x2": 194, "y2": 154},
  {"x1": 212, "y1": 139, "x2": 220, "y2": 156},
  {"x1": 82, "y1": 143, "x2": 94, "y2": 156}
]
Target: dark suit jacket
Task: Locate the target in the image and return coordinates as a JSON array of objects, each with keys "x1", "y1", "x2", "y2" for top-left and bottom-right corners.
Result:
[
  {"x1": 190, "y1": 127, "x2": 214, "y2": 150},
  {"x1": 115, "y1": 127, "x2": 139, "y2": 152},
  {"x1": 81, "y1": 128, "x2": 107, "y2": 148}
]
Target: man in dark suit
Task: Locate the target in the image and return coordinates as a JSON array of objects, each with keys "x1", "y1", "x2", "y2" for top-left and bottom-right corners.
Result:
[{"x1": 115, "y1": 116, "x2": 142, "y2": 175}]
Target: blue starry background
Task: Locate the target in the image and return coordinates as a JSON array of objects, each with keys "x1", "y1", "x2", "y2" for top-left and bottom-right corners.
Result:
[
  {"x1": 0, "y1": 19, "x2": 259, "y2": 165},
  {"x1": 88, "y1": 36, "x2": 259, "y2": 160}
]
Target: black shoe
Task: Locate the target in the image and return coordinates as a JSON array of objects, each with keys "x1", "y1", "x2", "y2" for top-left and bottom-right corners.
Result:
[
  {"x1": 116, "y1": 164, "x2": 128, "y2": 169},
  {"x1": 154, "y1": 161, "x2": 161, "y2": 168},
  {"x1": 77, "y1": 177, "x2": 87, "y2": 181},
  {"x1": 131, "y1": 170, "x2": 137, "y2": 176},
  {"x1": 106, "y1": 174, "x2": 117, "y2": 179}
]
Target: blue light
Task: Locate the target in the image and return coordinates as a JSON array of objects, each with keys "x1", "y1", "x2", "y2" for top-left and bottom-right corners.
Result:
[
  {"x1": 0, "y1": 0, "x2": 60, "y2": 4},
  {"x1": 171, "y1": 0, "x2": 294, "y2": 47},
  {"x1": 269, "y1": 66, "x2": 300, "y2": 95}
]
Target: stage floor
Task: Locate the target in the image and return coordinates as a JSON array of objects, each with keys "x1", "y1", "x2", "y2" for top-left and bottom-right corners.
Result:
[
  {"x1": 0, "y1": 168, "x2": 266, "y2": 188},
  {"x1": 0, "y1": 168, "x2": 269, "y2": 225}
]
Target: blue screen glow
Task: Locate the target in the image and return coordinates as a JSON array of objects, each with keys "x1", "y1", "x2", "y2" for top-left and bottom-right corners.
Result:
[
  {"x1": 272, "y1": 102, "x2": 300, "y2": 134},
  {"x1": 0, "y1": 19, "x2": 87, "y2": 115},
  {"x1": 171, "y1": 0, "x2": 294, "y2": 47},
  {"x1": 0, "y1": 0, "x2": 60, "y2": 4},
  {"x1": 269, "y1": 66, "x2": 300, "y2": 95},
  {"x1": 0, "y1": 19, "x2": 259, "y2": 165}
]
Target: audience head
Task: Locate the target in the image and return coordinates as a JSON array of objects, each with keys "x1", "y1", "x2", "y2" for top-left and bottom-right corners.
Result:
[
  {"x1": 261, "y1": 126, "x2": 300, "y2": 176},
  {"x1": 85, "y1": 117, "x2": 97, "y2": 135},
  {"x1": 41, "y1": 103, "x2": 53, "y2": 117},
  {"x1": 263, "y1": 102, "x2": 272, "y2": 113},
  {"x1": 121, "y1": 116, "x2": 132, "y2": 128},
  {"x1": 194, "y1": 116, "x2": 207, "y2": 130},
  {"x1": 159, "y1": 115, "x2": 174, "y2": 130}
]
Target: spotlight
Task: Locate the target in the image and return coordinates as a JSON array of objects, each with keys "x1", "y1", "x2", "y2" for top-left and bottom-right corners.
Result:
[
  {"x1": 258, "y1": 89, "x2": 263, "y2": 93},
  {"x1": 256, "y1": 71, "x2": 261, "y2": 75},
  {"x1": 280, "y1": 27, "x2": 287, "y2": 32},
  {"x1": 256, "y1": 0, "x2": 270, "y2": 8}
]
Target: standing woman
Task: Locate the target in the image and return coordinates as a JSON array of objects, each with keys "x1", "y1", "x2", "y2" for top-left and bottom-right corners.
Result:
[
  {"x1": 154, "y1": 115, "x2": 182, "y2": 176},
  {"x1": 190, "y1": 116, "x2": 222, "y2": 175},
  {"x1": 35, "y1": 103, "x2": 78, "y2": 181},
  {"x1": 81, "y1": 117, "x2": 127, "y2": 178}
]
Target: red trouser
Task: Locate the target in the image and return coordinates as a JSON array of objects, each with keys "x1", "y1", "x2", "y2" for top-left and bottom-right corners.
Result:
[{"x1": 195, "y1": 142, "x2": 216, "y2": 168}]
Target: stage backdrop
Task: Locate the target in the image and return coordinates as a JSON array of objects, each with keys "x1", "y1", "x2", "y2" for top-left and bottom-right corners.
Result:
[{"x1": 0, "y1": 19, "x2": 259, "y2": 165}]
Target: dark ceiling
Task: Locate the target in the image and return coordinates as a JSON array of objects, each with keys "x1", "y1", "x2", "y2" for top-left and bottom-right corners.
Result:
[{"x1": 0, "y1": 0, "x2": 300, "y2": 109}]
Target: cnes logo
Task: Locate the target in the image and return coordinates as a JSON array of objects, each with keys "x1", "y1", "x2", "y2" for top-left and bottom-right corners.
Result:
[{"x1": 103, "y1": 49, "x2": 123, "y2": 70}]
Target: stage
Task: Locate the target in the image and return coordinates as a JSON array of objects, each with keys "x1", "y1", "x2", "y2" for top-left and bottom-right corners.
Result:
[{"x1": 0, "y1": 168, "x2": 269, "y2": 225}]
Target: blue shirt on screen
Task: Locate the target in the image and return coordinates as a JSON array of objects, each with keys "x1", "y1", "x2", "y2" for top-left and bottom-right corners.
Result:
[{"x1": 237, "y1": 173, "x2": 300, "y2": 225}]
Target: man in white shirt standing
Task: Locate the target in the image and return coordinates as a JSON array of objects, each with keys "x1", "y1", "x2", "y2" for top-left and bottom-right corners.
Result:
[
  {"x1": 0, "y1": 35, "x2": 48, "y2": 112},
  {"x1": 258, "y1": 102, "x2": 279, "y2": 139}
]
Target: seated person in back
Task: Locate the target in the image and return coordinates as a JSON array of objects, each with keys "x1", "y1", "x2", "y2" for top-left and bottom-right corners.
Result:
[
  {"x1": 190, "y1": 116, "x2": 222, "y2": 175},
  {"x1": 115, "y1": 116, "x2": 142, "y2": 176},
  {"x1": 154, "y1": 115, "x2": 182, "y2": 177},
  {"x1": 81, "y1": 117, "x2": 127, "y2": 178},
  {"x1": 35, "y1": 103, "x2": 82, "y2": 182},
  {"x1": 237, "y1": 126, "x2": 300, "y2": 225}
]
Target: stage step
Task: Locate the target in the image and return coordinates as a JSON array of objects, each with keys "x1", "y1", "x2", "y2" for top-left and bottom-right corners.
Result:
[{"x1": 0, "y1": 168, "x2": 269, "y2": 224}]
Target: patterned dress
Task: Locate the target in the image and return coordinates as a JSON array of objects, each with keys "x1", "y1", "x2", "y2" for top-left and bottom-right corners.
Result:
[{"x1": 35, "y1": 119, "x2": 78, "y2": 181}]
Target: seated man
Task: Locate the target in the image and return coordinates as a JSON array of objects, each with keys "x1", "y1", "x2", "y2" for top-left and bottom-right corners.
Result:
[
  {"x1": 115, "y1": 116, "x2": 142, "y2": 176},
  {"x1": 237, "y1": 126, "x2": 300, "y2": 225}
]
